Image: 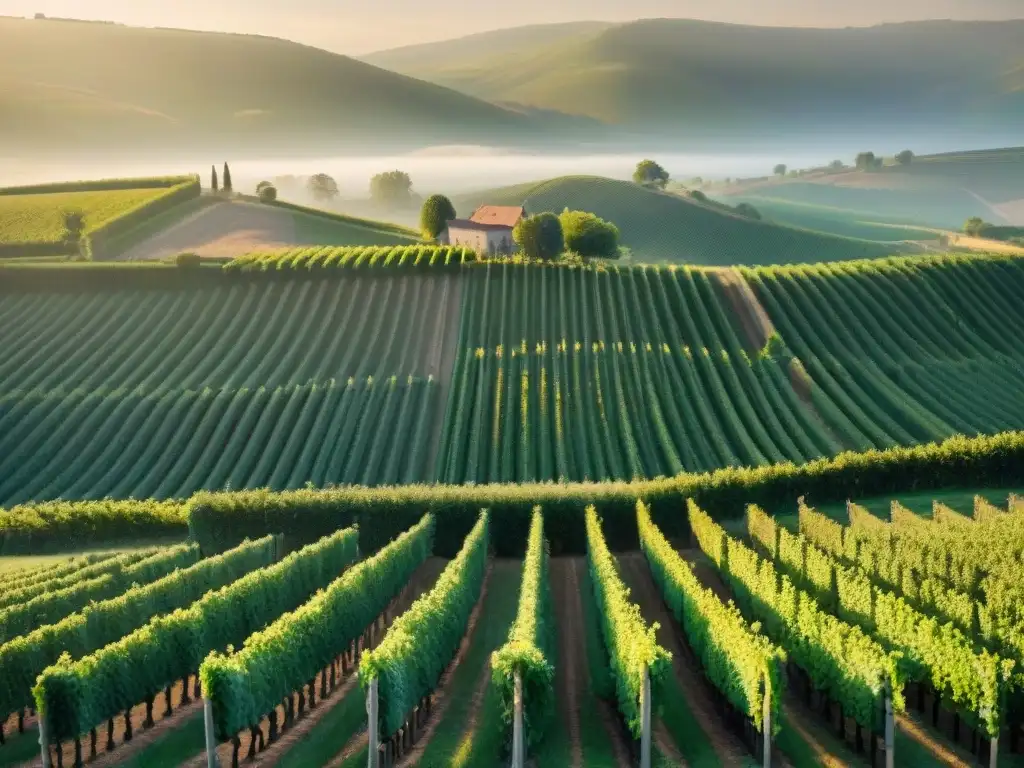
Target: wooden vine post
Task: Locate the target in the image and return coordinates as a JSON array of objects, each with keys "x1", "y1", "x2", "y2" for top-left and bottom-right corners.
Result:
[
  {"x1": 367, "y1": 678, "x2": 379, "y2": 768},
  {"x1": 762, "y1": 682, "x2": 772, "y2": 768},
  {"x1": 884, "y1": 680, "x2": 894, "y2": 768},
  {"x1": 38, "y1": 711, "x2": 52, "y2": 768},
  {"x1": 511, "y1": 671, "x2": 525, "y2": 768},
  {"x1": 640, "y1": 667, "x2": 652, "y2": 768},
  {"x1": 204, "y1": 696, "x2": 220, "y2": 768}
]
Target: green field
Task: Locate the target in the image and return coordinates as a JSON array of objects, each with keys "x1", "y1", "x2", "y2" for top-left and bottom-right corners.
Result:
[
  {"x1": 720, "y1": 195, "x2": 936, "y2": 242},
  {"x1": 4, "y1": 252, "x2": 1024, "y2": 506},
  {"x1": 5, "y1": 234, "x2": 1024, "y2": 767},
  {"x1": 455, "y1": 176, "x2": 901, "y2": 264},
  {"x1": 0, "y1": 188, "x2": 166, "y2": 244}
]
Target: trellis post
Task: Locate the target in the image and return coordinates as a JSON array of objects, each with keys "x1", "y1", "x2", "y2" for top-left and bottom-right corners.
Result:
[
  {"x1": 762, "y1": 684, "x2": 772, "y2": 768},
  {"x1": 640, "y1": 667, "x2": 652, "y2": 768},
  {"x1": 38, "y1": 711, "x2": 52, "y2": 768},
  {"x1": 367, "y1": 678, "x2": 379, "y2": 768},
  {"x1": 884, "y1": 681, "x2": 894, "y2": 768},
  {"x1": 512, "y1": 671, "x2": 525, "y2": 768},
  {"x1": 204, "y1": 697, "x2": 220, "y2": 768}
]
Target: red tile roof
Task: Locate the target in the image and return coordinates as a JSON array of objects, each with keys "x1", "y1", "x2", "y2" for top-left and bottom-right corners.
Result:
[{"x1": 468, "y1": 205, "x2": 525, "y2": 228}]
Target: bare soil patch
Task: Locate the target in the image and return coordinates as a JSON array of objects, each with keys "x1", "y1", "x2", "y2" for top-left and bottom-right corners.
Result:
[
  {"x1": 549, "y1": 557, "x2": 587, "y2": 768},
  {"x1": 713, "y1": 269, "x2": 775, "y2": 351},
  {"x1": 118, "y1": 200, "x2": 298, "y2": 261}
]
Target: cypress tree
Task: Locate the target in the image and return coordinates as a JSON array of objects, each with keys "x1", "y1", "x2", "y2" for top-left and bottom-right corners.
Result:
[
  {"x1": 211, "y1": 165, "x2": 219, "y2": 192},
  {"x1": 223, "y1": 163, "x2": 233, "y2": 192}
]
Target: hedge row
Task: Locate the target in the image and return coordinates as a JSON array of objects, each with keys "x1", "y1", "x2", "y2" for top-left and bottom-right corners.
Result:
[
  {"x1": 361, "y1": 512, "x2": 488, "y2": 737},
  {"x1": 2, "y1": 552, "x2": 117, "y2": 597},
  {"x1": 585, "y1": 506, "x2": 670, "y2": 738},
  {"x1": 781, "y1": 505, "x2": 1012, "y2": 736},
  {"x1": 639, "y1": 501, "x2": 783, "y2": 734},
  {"x1": 34, "y1": 527, "x2": 358, "y2": 742},
  {"x1": 0, "y1": 499, "x2": 187, "y2": 555},
  {"x1": 202, "y1": 515, "x2": 434, "y2": 740},
  {"x1": 0, "y1": 546, "x2": 162, "y2": 609},
  {"x1": 185, "y1": 431, "x2": 1024, "y2": 558},
  {"x1": 83, "y1": 177, "x2": 201, "y2": 259},
  {"x1": 693, "y1": 502, "x2": 899, "y2": 731},
  {"x1": 0, "y1": 176, "x2": 197, "y2": 197},
  {"x1": 0, "y1": 536, "x2": 277, "y2": 722},
  {"x1": 491, "y1": 508, "x2": 555, "y2": 752},
  {"x1": 0, "y1": 544, "x2": 198, "y2": 643}
]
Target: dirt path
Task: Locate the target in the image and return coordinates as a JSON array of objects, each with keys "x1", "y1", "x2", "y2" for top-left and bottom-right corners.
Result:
[
  {"x1": 714, "y1": 268, "x2": 775, "y2": 351},
  {"x1": 391, "y1": 562, "x2": 493, "y2": 768},
  {"x1": 118, "y1": 200, "x2": 298, "y2": 261},
  {"x1": 618, "y1": 552, "x2": 749, "y2": 766},
  {"x1": 550, "y1": 557, "x2": 636, "y2": 768}
]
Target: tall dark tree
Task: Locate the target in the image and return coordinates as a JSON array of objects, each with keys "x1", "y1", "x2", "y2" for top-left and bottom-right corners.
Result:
[
  {"x1": 420, "y1": 194, "x2": 457, "y2": 239},
  {"x1": 773, "y1": 164, "x2": 787, "y2": 176},
  {"x1": 896, "y1": 149, "x2": 915, "y2": 166},
  {"x1": 211, "y1": 165, "x2": 219, "y2": 192},
  {"x1": 223, "y1": 163, "x2": 233, "y2": 192}
]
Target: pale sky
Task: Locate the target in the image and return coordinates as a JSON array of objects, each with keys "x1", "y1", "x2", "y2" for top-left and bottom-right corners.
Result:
[{"x1": 2, "y1": 0, "x2": 1020, "y2": 55}]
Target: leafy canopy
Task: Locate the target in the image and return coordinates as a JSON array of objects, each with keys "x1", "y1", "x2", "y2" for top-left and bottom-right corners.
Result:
[
  {"x1": 513, "y1": 212, "x2": 564, "y2": 260},
  {"x1": 370, "y1": 170, "x2": 413, "y2": 206},
  {"x1": 633, "y1": 159, "x2": 669, "y2": 189},
  {"x1": 420, "y1": 194, "x2": 456, "y2": 239},
  {"x1": 559, "y1": 209, "x2": 619, "y2": 259},
  {"x1": 308, "y1": 173, "x2": 339, "y2": 202}
]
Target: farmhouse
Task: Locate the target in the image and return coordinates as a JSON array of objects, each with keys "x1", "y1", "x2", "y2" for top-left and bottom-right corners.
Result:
[{"x1": 442, "y1": 205, "x2": 525, "y2": 255}]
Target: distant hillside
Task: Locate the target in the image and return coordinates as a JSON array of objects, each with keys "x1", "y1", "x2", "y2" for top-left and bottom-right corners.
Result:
[
  {"x1": 362, "y1": 22, "x2": 612, "y2": 79},
  {"x1": 0, "y1": 17, "x2": 572, "y2": 155},
  {"x1": 368, "y1": 19, "x2": 1024, "y2": 138},
  {"x1": 454, "y1": 176, "x2": 904, "y2": 265},
  {"x1": 721, "y1": 148, "x2": 1024, "y2": 228}
]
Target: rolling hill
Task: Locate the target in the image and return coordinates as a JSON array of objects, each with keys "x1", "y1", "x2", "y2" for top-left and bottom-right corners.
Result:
[
  {"x1": 454, "y1": 176, "x2": 906, "y2": 264},
  {"x1": 720, "y1": 148, "x2": 1024, "y2": 228},
  {"x1": 0, "y1": 16, "x2": 574, "y2": 155},
  {"x1": 365, "y1": 19, "x2": 1024, "y2": 139}
]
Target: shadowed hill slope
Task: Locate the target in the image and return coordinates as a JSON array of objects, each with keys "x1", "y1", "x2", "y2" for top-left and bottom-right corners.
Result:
[
  {"x1": 0, "y1": 16, "x2": 571, "y2": 155},
  {"x1": 365, "y1": 19, "x2": 1024, "y2": 138}
]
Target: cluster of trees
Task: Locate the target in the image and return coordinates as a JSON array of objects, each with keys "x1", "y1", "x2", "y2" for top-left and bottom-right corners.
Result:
[
  {"x1": 513, "y1": 209, "x2": 621, "y2": 261},
  {"x1": 303, "y1": 170, "x2": 416, "y2": 207},
  {"x1": 256, "y1": 181, "x2": 277, "y2": 203}
]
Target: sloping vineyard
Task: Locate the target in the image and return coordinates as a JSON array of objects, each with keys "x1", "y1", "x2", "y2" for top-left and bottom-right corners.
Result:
[
  {"x1": 743, "y1": 254, "x2": 1024, "y2": 450},
  {"x1": 435, "y1": 262, "x2": 841, "y2": 483},
  {"x1": 0, "y1": 269, "x2": 461, "y2": 505}
]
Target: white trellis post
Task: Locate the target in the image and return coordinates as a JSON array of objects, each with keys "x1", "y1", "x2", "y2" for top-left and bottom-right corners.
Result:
[
  {"x1": 38, "y1": 711, "x2": 52, "y2": 768},
  {"x1": 511, "y1": 671, "x2": 525, "y2": 768},
  {"x1": 762, "y1": 685, "x2": 772, "y2": 768},
  {"x1": 884, "y1": 682, "x2": 894, "y2": 768},
  {"x1": 640, "y1": 668, "x2": 652, "y2": 768},
  {"x1": 367, "y1": 678, "x2": 380, "y2": 768},
  {"x1": 204, "y1": 697, "x2": 220, "y2": 768}
]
